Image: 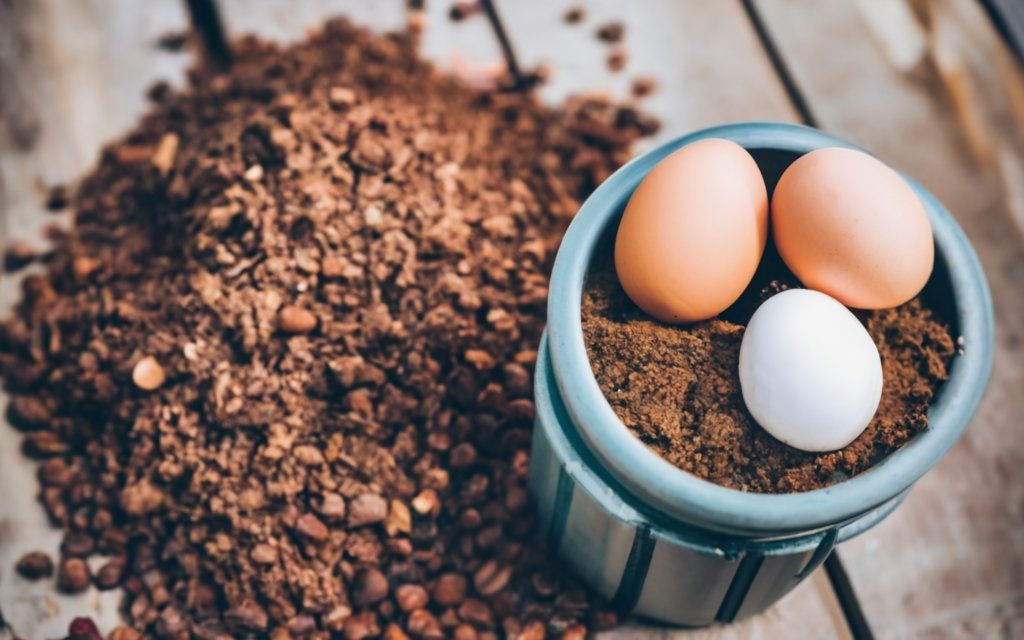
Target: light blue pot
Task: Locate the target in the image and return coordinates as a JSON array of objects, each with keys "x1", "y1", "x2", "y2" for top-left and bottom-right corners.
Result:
[{"x1": 528, "y1": 122, "x2": 994, "y2": 626}]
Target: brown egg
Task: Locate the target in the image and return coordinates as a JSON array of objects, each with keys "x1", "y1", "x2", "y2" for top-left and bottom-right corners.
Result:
[
  {"x1": 772, "y1": 148, "x2": 933, "y2": 309},
  {"x1": 614, "y1": 138, "x2": 768, "y2": 323}
]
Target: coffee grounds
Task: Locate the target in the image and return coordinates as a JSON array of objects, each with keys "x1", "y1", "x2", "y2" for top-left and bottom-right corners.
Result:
[
  {"x1": 0, "y1": 19, "x2": 652, "y2": 638},
  {"x1": 582, "y1": 268, "x2": 955, "y2": 493}
]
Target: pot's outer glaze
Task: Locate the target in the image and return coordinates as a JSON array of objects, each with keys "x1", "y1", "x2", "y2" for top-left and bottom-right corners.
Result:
[{"x1": 528, "y1": 122, "x2": 994, "y2": 625}]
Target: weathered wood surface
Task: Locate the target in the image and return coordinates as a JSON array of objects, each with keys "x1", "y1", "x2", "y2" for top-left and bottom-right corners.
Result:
[
  {"x1": 754, "y1": 0, "x2": 1024, "y2": 637},
  {"x1": 0, "y1": 2, "x2": 193, "y2": 637},
  {"x1": 2, "y1": 0, "x2": 1022, "y2": 638}
]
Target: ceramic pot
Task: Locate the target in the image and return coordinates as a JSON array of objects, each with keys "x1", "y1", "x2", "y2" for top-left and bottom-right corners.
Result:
[{"x1": 528, "y1": 122, "x2": 994, "y2": 626}]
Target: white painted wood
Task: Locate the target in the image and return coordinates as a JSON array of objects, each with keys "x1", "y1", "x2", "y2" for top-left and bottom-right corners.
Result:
[
  {"x1": 501, "y1": 0, "x2": 798, "y2": 152},
  {"x1": 853, "y1": 0, "x2": 928, "y2": 75},
  {"x1": 1, "y1": 3, "x2": 192, "y2": 636}
]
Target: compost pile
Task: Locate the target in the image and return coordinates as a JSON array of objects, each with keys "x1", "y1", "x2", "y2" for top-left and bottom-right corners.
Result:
[{"x1": 0, "y1": 19, "x2": 653, "y2": 638}]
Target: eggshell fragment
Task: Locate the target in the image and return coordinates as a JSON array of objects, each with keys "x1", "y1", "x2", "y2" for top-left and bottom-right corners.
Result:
[
  {"x1": 771, "y1": 147, "x2": 934, "y2": 309},
  {"x1": 614, "y1": 138, "x2": 768, "y2": 323},
  {"x1": 739, "y1": 289, "x2": 883, "y2": 452}
]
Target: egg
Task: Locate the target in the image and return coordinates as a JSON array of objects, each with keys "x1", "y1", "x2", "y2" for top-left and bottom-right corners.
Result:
[
  {"x1": 614, "y1": 138, "x2": 768, "y2": 323},
  {"x1": 771, "y1": 147, "x2": 934, "y2": 309},
  {"x1": 738, "y1": 289, "x2": 883, "y2": 452}
]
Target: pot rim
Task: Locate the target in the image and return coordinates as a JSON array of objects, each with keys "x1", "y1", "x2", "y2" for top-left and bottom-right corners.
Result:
[{"x1": 546, "y1": 121, "x2": 994, "y2": 536}]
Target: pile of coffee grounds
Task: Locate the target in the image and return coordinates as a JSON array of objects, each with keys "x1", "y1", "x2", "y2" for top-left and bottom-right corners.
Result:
[
  {"x1": 582, "y1": 268, "x2": 956, "y2": 493},
  {"x1": 0, "y1": 19, "x2": 655, "y2": 639}
]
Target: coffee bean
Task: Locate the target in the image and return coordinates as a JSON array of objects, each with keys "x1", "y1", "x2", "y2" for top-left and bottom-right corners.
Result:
[
  {"x1": 226, "y1": 599, "x2": 269, "y2": 632},
  {"x1": 431, "y1": 572, "x2": 468, "y2": 606},
  {"x1": 38, "y1": 458, "x2": 74, "y2": 486},
  {"x1": 60, "y1": 532, "x2": 95, "y2": 557},
  {"x1": 22, "y1": 431, "x2": 68, "y2": 458},
  {"x1": 502, "y1": 618, "x2": 523, "y2": 638},
  {"x1": 457, "y1": 598, "x2": 494, "y2": 628},
  {"x1": 506, "y1": 399, "x2": 535, "y2": 422},
  {"x1": 97, "y1": 527, "x2": 129, "y2": 554},
  {"x1": 41, "y1": 487, "x2": 68, "y2": 526},
  {"x1": 504, "y1": 486, "x2": 528, "y2": 513},
  {"x1": 519, "y1": 620, "x2": 547, "y2": 640},
  {"x1": 475, "y1": 524, "x2": 503, "y2": 550},
  {"x1": 389, "y1": 538, "x2": 413, "y2": 556},
  {"x1": 448, "y1": 1, "x2": 481, "y2": 22},
  {"x1": 155, "y1": 606, "x2": 188, "y2": 639},
  {"x1": 66, "y1": 481, "x2": 94, "y2": 506},
  {"x1": 15, "y1": 551, "x2": 53, "y2": 579},
  {"x1": 395, "y1": 583, "x2": 429, "y2": 611},
  {"x1": 128, "y1": 593, "x2": 152, "y2": 626},
  {"x1": 454, "y1": 624, "x2": 478, "y2": 640},
  {"x1": 407, "y1": 609, "x2": 443, "y2": 639},
  {"x1": 7, "y1": 395, "x2": 50, "y2": 430},
  {"x1": 563, "y1": 6, "x2": 584, "y2": 23},
  {"x1": 343, "y1": 611, "x2": 379, "y2": 640},
  {"x1": 57, "y1": 557, "x2": 91, "y2": 593},
  {"x1": 383, "y1": 623, "x2": 411, "y2": 640},
  {"x1": 352, "y1": 567, "x2": 390, "y2": 606},
  {"x1": 459, "y1": 508, "x2": 482, "y2": 530},
  {"x1": 284, "y1": 614, "x2": 318, "y2": 635},
  {"x1": 530, "y1": 571, "x2": 558, "y2": 598},
  {"x1": 279, "y1": 306, "x2": 317, "y2": 334},
  {"x1": 464, "y1": 349, "x2": 495, "y2": 371},
  {"x1": 438, "y1": 608, "x2": 460, "y2": 628},
  {"x1": 501, "y1": 363, "x2": 532, "y2": 397},
  {"x1": 94, "y1": 558, "x2": 125, "y2": 590},
  {"x1": 449, "y1": 443, "x2": 477, "y2": 468},
  {"x1": 631, "y1": 76, "x2": 658, "y2": 98},
  {"x1": 596, "y1": 21, "x2": 625, "y2": 43},
  {"x1": 473, "y1": 560, "x2": 511, "y2": 597}
]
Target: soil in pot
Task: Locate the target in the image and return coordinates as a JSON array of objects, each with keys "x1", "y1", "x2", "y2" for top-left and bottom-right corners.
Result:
[{"x1": 581, "y1": 253, "x2": 956, "y2": 494}]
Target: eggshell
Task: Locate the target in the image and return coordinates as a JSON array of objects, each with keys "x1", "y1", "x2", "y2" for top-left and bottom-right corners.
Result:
[
  {"x1": 739, "y1": 289, "x2": 883, "y2": 452},
  {"x1": 614, "y1": 139, "x2": 768, "y2": 323},
  {"x1": 772, "y1": 147, "x2": 934, "y2": 309}
]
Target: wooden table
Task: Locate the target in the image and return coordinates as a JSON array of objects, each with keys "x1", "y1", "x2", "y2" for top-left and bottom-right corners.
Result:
[{"x1": 1, "y1": 1, "x2": 1022, "y2": 638}]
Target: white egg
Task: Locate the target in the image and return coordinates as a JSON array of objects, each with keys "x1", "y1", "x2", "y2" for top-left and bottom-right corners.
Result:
[{"x1": 738, "y1": 289, "x2": 883, "y2": 452}]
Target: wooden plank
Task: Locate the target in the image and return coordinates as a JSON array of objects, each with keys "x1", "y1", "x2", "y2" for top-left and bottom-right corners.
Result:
[
  {"x1": 753, "y1": 0, "x2": 1024, "y2": 637},
  {"x1": 217, "y1": 0, "x2": 405, "y2": 42},
  {"x1": 0, "y1": 2, "x2": 192, "y2": 637},
  {"x1": 500, "y1": 0, "x2": 799, "y2": 151},
  {"x1": 0, "y1": 1, "x2": 845, "y2": 637}
]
